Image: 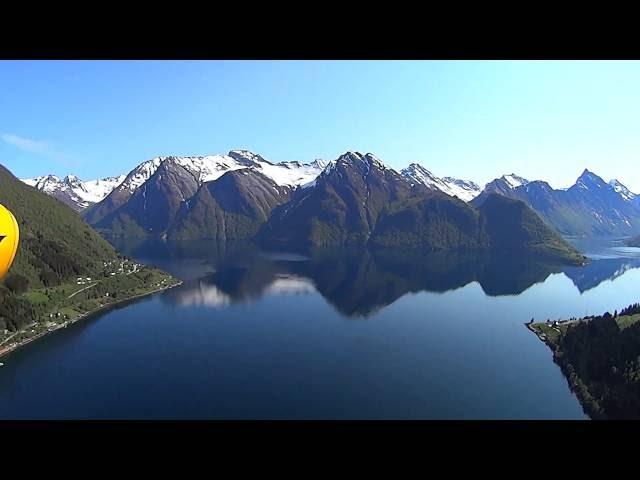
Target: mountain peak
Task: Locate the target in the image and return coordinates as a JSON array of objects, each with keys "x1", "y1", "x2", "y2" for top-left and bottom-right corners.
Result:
[
  {"x1": 35, "y1": 175, "x2": 62, "y2": 188},
  {"x1": 228, "y1": 150, "x2": 269, "y2": 166},
  {"x1": 310, "y1": 159, "x2": 329, "y2": 169},
  {"x1": 64, "y1": 174, "x2": 83, "y2": 187},
  {"x1": 406, "y1": 163, "x2": 430, "y2": 173},
  {"x1": 578, "y1": 168, "x2": 604, "y2": 181},
  {"x1": 337, "y1": 151, "x2": 365, "y2": 162},
  {"x1": 400, "y1": 164, "x2": 482, "y2": 201},
  {"x1": 500, "y1": 174, "x2": 529, "y2": 189},
  {"x1": 336, "y1": 151, "x2": 388, "y2": 167},
  {"x1": 576, "y1": 169, "x2": 606, "y2": 189},
  {"x1": 402, "y1": 163, "x2": 437, "y2": 181}
]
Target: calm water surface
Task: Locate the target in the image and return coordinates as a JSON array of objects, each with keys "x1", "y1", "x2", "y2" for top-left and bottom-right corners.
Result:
[{"x1": 2, "y1": 238, "x2": 640, "y2": 419}]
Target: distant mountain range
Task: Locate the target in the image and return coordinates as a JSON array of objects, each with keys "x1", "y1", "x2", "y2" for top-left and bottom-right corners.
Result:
[
  {"x1": 15, "y1": 150, "x2": 583, "y2": 262},
  {"x1": 472, "y1": 170, "x2": 640, "y2": 237},
  {"x1": 20, "y1": 148, "x2": 640, "y2": 250},
  {"x1": 22, "y1": 151, "x2": 640, "y2": 239},
  {"x1": 64, "y1": 151, "x2": 580, "y2": 262},
  {"x1": 22, "y1": 174, "x2": 126, "y2": 211},
  {"x1": 20, "y1": 151, "x2": 477, "y2": 211}
]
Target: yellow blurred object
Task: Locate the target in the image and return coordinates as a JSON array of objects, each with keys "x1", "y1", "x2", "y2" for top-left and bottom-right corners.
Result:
[{"x1": 0, "y1": 203, "x2": 20, "y2": 279}]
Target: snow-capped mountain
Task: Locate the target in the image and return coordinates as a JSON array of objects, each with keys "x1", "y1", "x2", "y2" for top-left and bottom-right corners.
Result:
[
  {"x1": 24, "y1": 150, "x2": 328, "y2": 218},
  {"x1": 108, "y1": 151, "x2": 328, "y2": 196},
  {"x1": 22, "y1": 174, "x2": 125, "y2": 211},
  {"x1": 400, "y1": 164, "x2": 481, "y2": 201},
  {"x1": 24, "y1": 147, "x2": 640, "y2": 240},
  {"x1": 82, "y1": 150, "x2": 330, "y2": 228}
]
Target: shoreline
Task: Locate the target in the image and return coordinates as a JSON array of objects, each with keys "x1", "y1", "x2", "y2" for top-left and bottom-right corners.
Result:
[
  {"x1": 526, "y1": 320, "x2": 598, "y2": 420},
  {"x1": 0, "y1": 280, "x2": 184, "y2": 361}
]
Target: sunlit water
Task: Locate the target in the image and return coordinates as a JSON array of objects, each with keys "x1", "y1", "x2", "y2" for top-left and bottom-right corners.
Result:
[{"x1": 1, "y1": 238, "x2": 639, "y2": 419}]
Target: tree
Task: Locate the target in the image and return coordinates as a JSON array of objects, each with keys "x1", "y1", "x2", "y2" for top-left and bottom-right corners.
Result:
[
  {"x1": 4, "y1": 274, "x2": 30, "y2": 294},
  {"x1": 39, "y1": 270, "x2": 60, "y2": 287}
]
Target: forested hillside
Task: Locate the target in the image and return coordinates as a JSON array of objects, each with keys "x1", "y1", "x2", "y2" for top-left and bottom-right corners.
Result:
[
  {"x1": 0, "y1": 163, "x2": 118, "y2": 331},
  {"x1": 530, "y1": 303, "x2": 640, "y2": 419}
]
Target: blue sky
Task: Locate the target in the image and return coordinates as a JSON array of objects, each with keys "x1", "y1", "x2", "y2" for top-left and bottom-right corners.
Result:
[{"x1": 1, "y1": 60, "x2": 640, "y2": 191}]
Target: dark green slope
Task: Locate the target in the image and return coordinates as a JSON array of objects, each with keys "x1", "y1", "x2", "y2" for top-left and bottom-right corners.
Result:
[
  {"x1": 371, "y1": 192, "x2": 487, "y2": 249},
  {"x1": 530, "y1": 303, "x2": 640, "y2": 419},
  {"x1": 628, "y1": 235, "x2": 640, "y2": 247},
  {"x1": 168, "y1": 169, "x2": 291, "y2": 241},
  {"x1": 0, "y1": 164, "x2": 115, "y2": 287},
  {"x1": 478, "y1": 194, "x2": 585, "y2": 263},
  {"x1": 373, "y1": 193, "x2": 583, "y2": 262},
  {"x1": 0, "y1": 164, "x2": 118, "y2": 331}
]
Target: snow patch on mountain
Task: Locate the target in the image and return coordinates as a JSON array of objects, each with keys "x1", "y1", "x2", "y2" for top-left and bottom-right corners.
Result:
[
  {"x1": 401, "y1": 164, "x2": 481, "y2": 201},
  {"x1": 253, "y1": 160, "x2": 327, "y2": 187},
  {"x1": 501, "y1": 174, "x2": 529, "y2": 189},
  {"x1": 609, "y1": 179, "x2": 637, "y2": 202},
  {"x1": 73, "y1": 175, "x2": 126, "y2": 203},
  {"x1": 442, "y1": 177, "x2": 482, "y2": 201},
  {"x1": 120, "y1": 152, "x2": 328, "y2": 192}
]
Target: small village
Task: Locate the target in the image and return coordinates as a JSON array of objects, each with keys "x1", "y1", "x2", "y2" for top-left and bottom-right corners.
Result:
[
  {"x1": 527, "y1": 316, "x2": 593, "y2": 343},
  {"x1": 0, "y1": 258, "x2": 179, "y2": 360},
  {"x1": 75, "y1": 259, "x2": 142, "y2": 286}
]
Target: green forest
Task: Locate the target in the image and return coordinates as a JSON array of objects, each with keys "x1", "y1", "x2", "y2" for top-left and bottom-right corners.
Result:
[{"x1": 530, "y1": 303, "x2": 640, "y2": 419}]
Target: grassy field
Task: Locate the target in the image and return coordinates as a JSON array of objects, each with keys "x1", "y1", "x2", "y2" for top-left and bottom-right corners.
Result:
[
  {"x1": 615, "y1": 313, "x2": 640, "y2": 330},
  {"x1": 529, "y1": 322, "x2": 563, "y2": 343},
  {"x1": 23, "y1": 291, "x2": 49, "y2": 304},
  {"x1": 530, "y1": 313, "x2": 640, "y2": 345}
]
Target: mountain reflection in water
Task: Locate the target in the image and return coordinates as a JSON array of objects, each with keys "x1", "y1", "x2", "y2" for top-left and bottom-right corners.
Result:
[{"x1": 110, "y1": 238, "x2": 640, "y2": 319}]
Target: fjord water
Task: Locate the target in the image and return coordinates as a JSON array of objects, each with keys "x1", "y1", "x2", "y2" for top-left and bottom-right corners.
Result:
[{"x1": 2, "y1": 239, "x2": 640, "y2": 419}]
